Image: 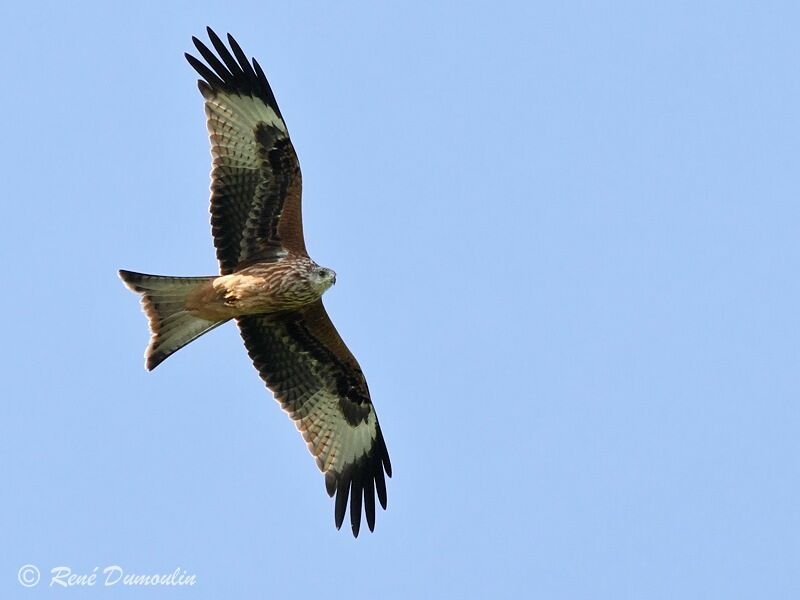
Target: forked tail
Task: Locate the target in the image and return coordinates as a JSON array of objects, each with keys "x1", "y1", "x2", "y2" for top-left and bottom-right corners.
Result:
[{"x1": 119, "y1": 270, "x2": 226, "y2": 370}]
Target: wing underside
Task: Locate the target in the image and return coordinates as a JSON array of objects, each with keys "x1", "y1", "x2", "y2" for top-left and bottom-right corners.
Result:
[
  {"x1": 237, "y1": 301, "x2": 392, "y2": 536},
  {"x1": 186, "y1": 28, "x2": 306, "y2": 274}
]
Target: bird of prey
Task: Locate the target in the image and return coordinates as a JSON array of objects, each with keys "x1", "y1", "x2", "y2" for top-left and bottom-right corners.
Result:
[{"x1": 119, "y1": 28, "x2": 391, "y2": 537}]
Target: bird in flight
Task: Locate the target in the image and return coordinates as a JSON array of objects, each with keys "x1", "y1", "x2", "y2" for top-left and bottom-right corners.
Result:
[{"x1": 119, "y1": 28, "x2": 391, "y2": 537}]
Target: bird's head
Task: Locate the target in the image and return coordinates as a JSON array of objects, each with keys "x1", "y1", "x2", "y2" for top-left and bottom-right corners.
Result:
[{"x1": 312, "y1": 265, "x2": 337, "y2": 292}]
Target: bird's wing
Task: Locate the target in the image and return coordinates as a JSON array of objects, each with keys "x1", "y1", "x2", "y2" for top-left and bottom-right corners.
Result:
[
  {"x1": 186, "y1": 28, "x2": 306, "y2": 274},
  {"x1": 237, "y1": 301, "x2": 392, "y2": 537}
]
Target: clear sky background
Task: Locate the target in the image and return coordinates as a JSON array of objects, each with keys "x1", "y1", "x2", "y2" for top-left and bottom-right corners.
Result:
[{"x1": 2, "y1": 1, "x2": 799, "y2": 598}]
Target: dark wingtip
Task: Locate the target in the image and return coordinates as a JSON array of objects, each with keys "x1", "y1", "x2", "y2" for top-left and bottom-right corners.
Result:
[
  {"x1": 324, "y1": 433, "x2": 392, "y2": 535},
  {"x1": 206, "y1": 25, "x2": 219, "y2": 39},
  {"x1": 364, "y1": 477, "x2": 376, "y2": 532},
  {"x1": 185, "y1": 28, "x2": 283, "y2": 120},
  {"x1": 384, "y1": 457, "x2": 392, "y2": 478},
  {"x1": 375, "y1": 465, "x2": 388, "y2": 510},
  {"x1": 334, "y1": 474, "x2": 350, "y2": 530},
  {"x1": 197, "y1": 81, "x2": 212, "y2": 97},
  {"x1": 350, "y1": 475, "x2": 363, "y2": 537},
  {"x1": 381, "y1": 437, "x2": 392, "y2": 478},
  {"x1": 325, "y1": 472, "x2": 336, "y2": 497}
]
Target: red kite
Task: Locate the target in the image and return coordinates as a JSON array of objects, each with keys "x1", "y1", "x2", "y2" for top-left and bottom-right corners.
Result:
[{"x1": 119, "y1": 28, "x2": 391, "y2": 536}]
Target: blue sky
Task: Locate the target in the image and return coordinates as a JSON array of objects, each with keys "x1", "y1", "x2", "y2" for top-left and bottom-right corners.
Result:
[{"x1": 2, "y1": 1, "x2": 799, "y2": 598}]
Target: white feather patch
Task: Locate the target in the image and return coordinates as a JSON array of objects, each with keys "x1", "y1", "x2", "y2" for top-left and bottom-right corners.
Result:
[
  {"x1": 295, "y1": 390, "x2": 378, "y2": 474},
  {"x1": 206, "y1": 91, "x2": 287, "y2": 137}
]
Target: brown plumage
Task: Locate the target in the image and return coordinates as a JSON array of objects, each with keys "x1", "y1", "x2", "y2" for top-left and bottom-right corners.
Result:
[{"x1": 119, "y1": 28, "x2": 391, "y2": 536}]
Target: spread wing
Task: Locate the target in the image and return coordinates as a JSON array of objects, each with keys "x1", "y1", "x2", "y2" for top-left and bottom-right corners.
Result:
[
  {"x1": 237, "y1": 301, "x2": 392, "y2": 537},
  {"x1": 186, "y1": 28, "x2": 306, "y2": 275}
]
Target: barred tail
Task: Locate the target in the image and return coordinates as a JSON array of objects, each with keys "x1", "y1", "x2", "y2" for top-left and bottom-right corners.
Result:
[{"x1": 119, "y1": 270, "x2": 226, "y2": 370}]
